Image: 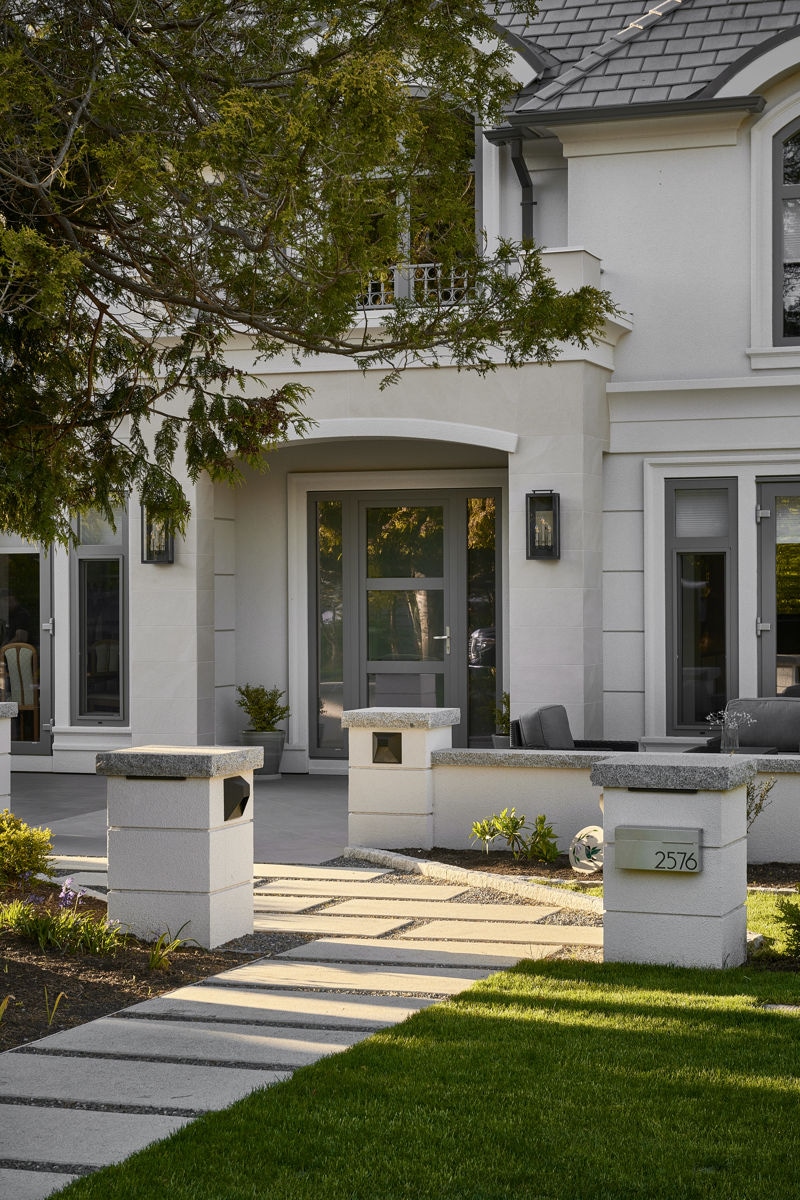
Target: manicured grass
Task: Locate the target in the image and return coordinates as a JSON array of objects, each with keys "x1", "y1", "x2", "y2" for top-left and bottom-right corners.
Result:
[
  {"x1": 746, "y1": 890, "x2": 790, "y2": 955},
  {"x1": 58, "y1": 958, "x2": 800, "y2": 1200}
]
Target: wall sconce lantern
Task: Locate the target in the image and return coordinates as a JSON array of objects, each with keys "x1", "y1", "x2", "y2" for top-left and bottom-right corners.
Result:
[
  {"x1": 141, "y1": 510, "x2": 175, "y2": 564},
  {"x1": 526, "y1": 491, "x2": 560, "y2": 560}
]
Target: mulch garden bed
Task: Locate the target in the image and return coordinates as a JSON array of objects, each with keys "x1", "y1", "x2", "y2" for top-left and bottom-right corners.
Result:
[
  {"x1": 394, "y1": 847, "x2": 800, "y2": 891},
  {"x1": 0, "y1": 881, "x2": 254, "y2": 1053}
]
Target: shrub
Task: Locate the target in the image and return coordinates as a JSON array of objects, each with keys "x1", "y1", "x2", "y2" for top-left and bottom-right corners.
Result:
[
  {"x1": 235, "y1": 684, "x2": 290, "y2": 731},
  {"x1": 0, "y1": 809, "x2": 55, "y2": 887},
  {"x1": 0, "y1": 893, "x2": 127, "y2": 955},
  {"x1": 776, "y1": 888, "x2": 800, "y2": 958},
  {"x1": 469, "y1": 809, "x2": 560, "y2": 862},
  {"x1": 522, "y1": 814, "x2": 560, "y2": 863}
]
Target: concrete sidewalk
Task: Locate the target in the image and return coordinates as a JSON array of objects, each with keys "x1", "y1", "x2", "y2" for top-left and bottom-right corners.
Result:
[
  {"x1": 10, "y1": 772, "x2": 349, "y2": 863},
  {"x1": 0, "y1": 857, "x2": 602, "y2": 1198}
]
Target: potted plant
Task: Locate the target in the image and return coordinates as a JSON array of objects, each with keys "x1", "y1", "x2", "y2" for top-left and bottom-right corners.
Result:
[
  {"x1": 236, "y1": 684, "x2": 290, "y2": 777},
  {"x1": 492, "y1": 691, "x2": 511, "y2": 749}
]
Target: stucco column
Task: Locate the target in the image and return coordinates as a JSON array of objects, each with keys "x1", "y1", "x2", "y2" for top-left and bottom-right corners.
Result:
[
  {"x1": 343, "y1": 707, "x2": 460, "y2": 850},
  {"x1": 99, "y1": 744, "x2": 262, "y2": 949},
  {"x1": 592, "y1": 754, "x2": 750, "y2": 969}
]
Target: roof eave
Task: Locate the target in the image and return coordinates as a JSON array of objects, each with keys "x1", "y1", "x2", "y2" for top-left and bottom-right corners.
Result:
[{"x1": 484, "y1": 95, "x2": 766, "y2": 143}]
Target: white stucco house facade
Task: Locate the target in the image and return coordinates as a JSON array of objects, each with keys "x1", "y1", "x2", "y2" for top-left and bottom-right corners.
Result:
[{"x1": 4, "y1": 0, "x2": 800, "y2": 774}]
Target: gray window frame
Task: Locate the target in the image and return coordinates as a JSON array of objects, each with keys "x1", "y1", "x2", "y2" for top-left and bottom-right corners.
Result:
[
  {"x1": 70, "y1": 512, "x2": 128, "y2": 726},
  {"x1": 665, "y1": 478, "x2": 738, "y2": 735},
  {"x1": 773, "y1": 114, "x2": 800, "y2": 345}
]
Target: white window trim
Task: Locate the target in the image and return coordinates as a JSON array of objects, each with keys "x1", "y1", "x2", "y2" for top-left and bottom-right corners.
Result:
[
  {"x1": 286, "y1": 468, "x2": 507, "y2": 771},
  {"x1": 749, "y1": 92, "x2": 800, "y2": 367},
  {"x1": 643, "y1": 453, "x2": 800, "y2": 737}
]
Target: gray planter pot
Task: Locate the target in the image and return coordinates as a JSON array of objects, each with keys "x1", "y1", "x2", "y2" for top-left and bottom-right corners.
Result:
[
  {"x1": 491, "y1": 734, "x2": 510, "y2": 749},
  {"x1": 241, "y1": 729, "x2": 286, "y2": 777}
]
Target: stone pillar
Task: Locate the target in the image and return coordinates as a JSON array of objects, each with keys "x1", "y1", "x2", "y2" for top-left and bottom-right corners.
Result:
[
  {"x1": 98, "y1": 745, "x2": 262, "y2": 949},
  {"x1": 0, "y1": 703, "x2": 17, "y2": 808},
  {"x1": 342, "y1": 708, "x2": 460, "y2": 850},
  {"x1": 592, "y1": 754, "x2": 751, "y2": 969}
]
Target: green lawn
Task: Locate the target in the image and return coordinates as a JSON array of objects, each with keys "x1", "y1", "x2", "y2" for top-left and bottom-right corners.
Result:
[{"x1": 58, "y1": 924, "x2": 800, "y2": 1200}]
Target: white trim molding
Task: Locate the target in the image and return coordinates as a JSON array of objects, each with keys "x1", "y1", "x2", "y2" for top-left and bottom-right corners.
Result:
[
  {"x1": 749, "y1": 89, "x2": 800, "y2": 361},
  {"x1": 286, "y1": 418, "x2": 519, "y2": 454},
  {"x1": 716, "y1": 33, "x2": 800, "y2": 101}
]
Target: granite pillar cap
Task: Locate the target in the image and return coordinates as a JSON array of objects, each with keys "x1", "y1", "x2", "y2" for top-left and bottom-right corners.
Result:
[
  {"x1": 0, "y1": 702, "x2": 18, "y2": 719},
  {"x1": 590, "y1": 753, "x2": 756, "y2": 791},
  {"x1": 96, "y1": 745, "x2": 264, "y2": 778},
  {"x1": 341, "y1": 707, "x2": 460, "y2": 730}
]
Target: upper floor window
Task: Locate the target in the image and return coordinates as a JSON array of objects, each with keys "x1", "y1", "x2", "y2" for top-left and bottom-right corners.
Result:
[{"x1": 774, "y1": 117, "x2": 800, "y2": 342}]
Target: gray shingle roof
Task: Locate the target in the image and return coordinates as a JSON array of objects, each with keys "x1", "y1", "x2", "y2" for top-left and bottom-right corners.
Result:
[{"x1": 496, "y1": 0, "x2": 800, "y2": 116}]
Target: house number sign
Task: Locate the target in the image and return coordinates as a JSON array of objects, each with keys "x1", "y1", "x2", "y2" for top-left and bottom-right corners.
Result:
[{"x1": 614, "y1": 826, "x2": 702, "y2": 873}]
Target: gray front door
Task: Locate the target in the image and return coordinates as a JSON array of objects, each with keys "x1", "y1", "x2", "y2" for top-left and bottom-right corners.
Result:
[{"x1": 310, "y1": 489, "x2": 499, "y2": 756}]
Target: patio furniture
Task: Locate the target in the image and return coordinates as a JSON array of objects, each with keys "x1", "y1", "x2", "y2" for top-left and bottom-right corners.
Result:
[
  {"x1": 690, "y1": 696, "x2": 800, "y2": 754},
  {"x1": 511, "y1": 705, "x2": 639, "y2": 752},
  {"x1": 2, "y1": 641, "x2": 39, "y2": 740}
]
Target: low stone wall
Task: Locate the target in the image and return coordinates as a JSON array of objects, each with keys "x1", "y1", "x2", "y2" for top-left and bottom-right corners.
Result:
[
  {"x1": 429, "y1": 750, "x2": 609, "y2": 852},
  {"x1": 342, "y1": 705, "x2": 800, "y2": 864},
  {"x1": 430, "y1": 749, "x2": 800, "y2": 864}
]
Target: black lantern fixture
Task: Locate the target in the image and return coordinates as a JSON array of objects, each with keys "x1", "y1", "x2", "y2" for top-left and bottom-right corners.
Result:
[
  {"x1": 526, "y1": 491, "x2": 560, "y2": 560},
  {"x1": 141, "y1": 510, "x2": 175, "y2": 564}
]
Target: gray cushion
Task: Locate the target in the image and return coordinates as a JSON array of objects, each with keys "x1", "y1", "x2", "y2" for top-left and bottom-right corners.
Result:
[
  {"x1": 517, "y1": 705, "x2": 575, "y2": 750},
  {"x1": 726, "y1": 697, "x2": 800, "y2": 752}
]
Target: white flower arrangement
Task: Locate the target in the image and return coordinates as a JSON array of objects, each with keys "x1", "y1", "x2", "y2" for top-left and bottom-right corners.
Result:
[{"x1": 705, "y1": 709, "x2": 756, "y2": 732}]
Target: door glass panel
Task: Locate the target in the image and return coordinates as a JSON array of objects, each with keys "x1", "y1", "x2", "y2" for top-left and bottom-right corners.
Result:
[
  {"x1": 366, "y1": 506, "x2": 444, "y2": 578},
  {"x1": 316, "y1": 501, "x2": 345, "y2": 752},
  {"x1": 0, "y1": 554, "x2": 41, "y2": 742},
  {"x1": 466, "y1": 497, "x2": 496, "y2": 741},
  {"x1": 79, "y1": 560, "x2": 122, "y2": 717},
  {"x1": 775, "y1": 496, "x2": 800, "y2": 692},
  {"x1": 367, "y1": 589, "x2": 445, "y2": 661},
  {"x1": 78, "y1": 508, "x2": 125, "y2": 546},
  {"x1": 368, "y1": 672, "x2": 444, "y2": 707},
  {"x1": 677, "y1": 552, "x2": 727, "y2": 725}
]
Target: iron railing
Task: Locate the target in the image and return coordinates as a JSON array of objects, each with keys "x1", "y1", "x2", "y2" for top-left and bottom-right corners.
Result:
[{"x1": 359, "y1": 263, "x2": 469, "y2": 308}]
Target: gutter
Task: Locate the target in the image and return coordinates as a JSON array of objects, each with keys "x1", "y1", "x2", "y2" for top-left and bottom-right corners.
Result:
[
  {"x1": 484, "y1": 94, "x2": 766, "y2": 144},
  {"x1": 509, "y1": 138, "x2": 535, "y2": 243}
]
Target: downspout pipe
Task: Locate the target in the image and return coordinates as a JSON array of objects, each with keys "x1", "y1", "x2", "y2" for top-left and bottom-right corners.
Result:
[{"x1": 510, "y1": 138, "x2": 536, "y2": 243}]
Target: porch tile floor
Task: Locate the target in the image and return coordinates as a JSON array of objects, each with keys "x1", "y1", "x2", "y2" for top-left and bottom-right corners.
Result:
[{"x1": 0, "y1": 859, "x2": 601, "y2": 1198}]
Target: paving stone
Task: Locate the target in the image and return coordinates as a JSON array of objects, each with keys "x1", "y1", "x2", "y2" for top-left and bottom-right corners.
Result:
[
  {"x1": 50, "y1": 870, "x2": 107, "y2": 890},
  {"x1": 0, "y1": 1168, "x2": 80, "y2": 1199},
  {"x1": 255, "y1": 880, "x2": 468, "y2": 900},
  {"x1": 253, "y1": 864, "x2": 389, "y2": 880},
  {"x1": 280, "y1": 937, "x2": 555, "y2": 968},
  {"x1": 327, "y1": 899, "x2": 561, "y2": 921},
  {"x1": 0, "y1": 1104, "x2": 190, "y2": 1169},
  {"x1": 32, "y1": 1016, "x2": 371, "y2": 1067},
  {"x1": 0, "y1": 1052, "x2": 287, "y2": 1110},
  {"x1": 214, "y1": 958, "x2": 491, "y2": 994},
  {"x1": 252, "y1": 895, "x2": 333, "y2": 913},
  {"x1": 128, "y1": 985, "x2": 435, "y2": 1027},
  {"x1": 52, "y1": 855, "x2": 107, "y2": 872},
  {"x1": 252, "y1": 913, "x2": 411, "y2": 936},
  {"x1": 399, "y1": 920, "x2": 604, "y2": 947}
]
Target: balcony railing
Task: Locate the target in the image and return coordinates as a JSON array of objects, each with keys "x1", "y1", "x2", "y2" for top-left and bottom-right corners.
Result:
[{"x1": 359, "y1": 263, "x2": 469, "y2": 309}]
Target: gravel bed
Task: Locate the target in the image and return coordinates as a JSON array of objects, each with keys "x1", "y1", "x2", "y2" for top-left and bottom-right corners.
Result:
[{"x1": 219, "y1": 931, "x2": 317, "y2": 956}]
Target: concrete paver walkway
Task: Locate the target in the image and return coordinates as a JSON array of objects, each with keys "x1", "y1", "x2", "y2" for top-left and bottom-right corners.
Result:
[{"x1": 0, "y1": 858, "x2": 601, "y2": 1199}]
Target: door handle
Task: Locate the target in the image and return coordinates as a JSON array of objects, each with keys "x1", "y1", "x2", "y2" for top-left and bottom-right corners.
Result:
[
  {"x1": 756, "y1": 619, "x2": 772, "y2": 635},
  {"x1": 432, "y1": 626, "x2": 451, "y2": 655}
]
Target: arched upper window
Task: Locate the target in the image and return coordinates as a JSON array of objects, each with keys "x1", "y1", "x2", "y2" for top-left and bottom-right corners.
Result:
[{"x1": 774, "y1": 115, "x2": 800, "y2": 343}]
